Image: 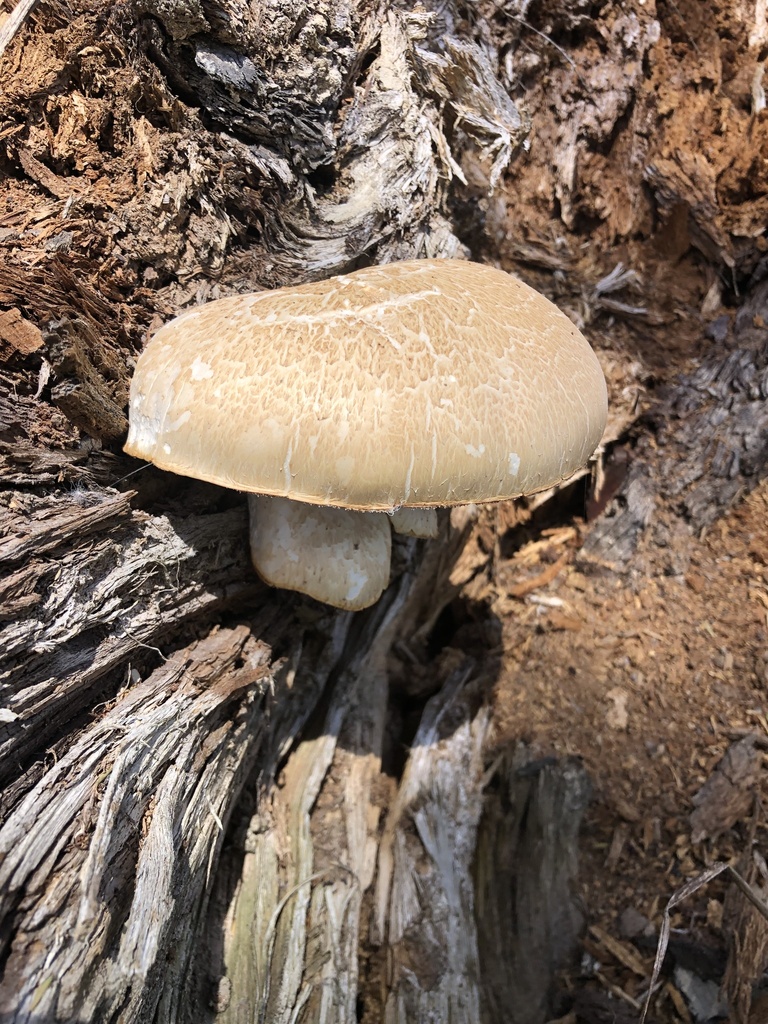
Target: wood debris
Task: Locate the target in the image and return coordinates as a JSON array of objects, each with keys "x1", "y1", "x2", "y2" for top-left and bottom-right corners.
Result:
[
  {"x1": 690, "y1": 737, "x2": 760, "y2": 844},
  {"x1": 589, "y1": 924, "x2": 648, "y2": 977}
]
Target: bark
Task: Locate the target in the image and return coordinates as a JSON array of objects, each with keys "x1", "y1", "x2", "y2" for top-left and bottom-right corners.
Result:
[{"x1": 583, "y1": 278, "x2": 768, "y2": 568}]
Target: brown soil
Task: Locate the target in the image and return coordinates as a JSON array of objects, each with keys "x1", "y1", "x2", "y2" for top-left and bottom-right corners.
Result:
[{"x1": 484, "y1": 480, "x2": 768, "y2": 1017}]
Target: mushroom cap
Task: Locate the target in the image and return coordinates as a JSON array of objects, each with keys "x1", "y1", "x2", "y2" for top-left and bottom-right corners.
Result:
[{"x1": 125, "y1": 259, "x2": 607, "y2": 509}]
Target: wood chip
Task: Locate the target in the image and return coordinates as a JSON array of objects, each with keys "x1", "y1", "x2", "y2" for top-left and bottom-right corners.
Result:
[
  {"x1": 665, "y1": 981, "x2": 693, "y2": 1023},
  {"x1": 17, "y1": 148, "x2": 80, "y2": 200},
  {"x1": 508, "y1": 551, "x2": 569, "y2": 598},
  {"x1": 595, "y1": 969, "x2": 643, "y2": 1010},
  {"x1": 605, "y1": 687, "x2": 629, "y2": 731},
  {"x1": 606, "y1": 823, "x2": 628, "y2": 869},
  {"x1": 547, "y1": 610, "x2": 583, "y2": 631},
  {"x1": 589, "y1": 923, "x2": 648, "y2": 977},
  {"x1": 0, "y1": 308, "x2": 43, "y2": 355},
  {"x1": 689, "y1": 736, "x2": 758, "y2": 842},
  {"x1": 614, "y1": 797, "x2": 642, "y2": 824}
]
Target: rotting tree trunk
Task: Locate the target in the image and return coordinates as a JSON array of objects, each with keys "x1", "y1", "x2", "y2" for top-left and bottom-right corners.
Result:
[{"x1": 2, "y1": 0, "x2": 768, "y2": 1021}]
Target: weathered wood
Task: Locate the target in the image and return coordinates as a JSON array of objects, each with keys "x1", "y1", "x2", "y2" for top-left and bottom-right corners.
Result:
[
  {"x1": 45, "y1": 317, "x2": 129, "y2": 442},
  {"x1": 0, "y1": 488, "x2": 262, "y2": 800},
  {"x1": 131, "y1": 2, "x2": 528, "y2": 281},
  {"x1": 0, "y1": 624, "x2": 280, "y2": 1021},
  {"x1": 373, "y1": 664, "x2": 490, "y2": 1022},
  {"x1": 0, "y1": 1, "x2": 542, "y2": 1015},
  {"x1": 583, "y1": 278, "x2": 768, "y2": 566},
  {"x1": 475, "y1": 756, "x2": 592, "y2": 1024},
  {"x1": 186, "y1": 519, "x2": 472, "y2": 1024}
]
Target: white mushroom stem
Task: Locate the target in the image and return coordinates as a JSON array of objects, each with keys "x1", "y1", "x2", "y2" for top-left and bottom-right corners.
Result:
[
  {"x1": 248, "y1": 495, "x2": 392, "y2": 612},
  {"x1": 389, "y1": 506, "x2": 439, "y2": 539}
]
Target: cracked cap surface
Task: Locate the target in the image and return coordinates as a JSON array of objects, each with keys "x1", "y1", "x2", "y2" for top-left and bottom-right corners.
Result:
[{"x1": 125, "y1": 258, "x2": 607, "y2": 509}]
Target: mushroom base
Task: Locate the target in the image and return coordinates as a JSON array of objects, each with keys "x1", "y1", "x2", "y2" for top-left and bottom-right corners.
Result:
[{"x1": 248, "y1": 495, "x2": 393, "y2": 611}]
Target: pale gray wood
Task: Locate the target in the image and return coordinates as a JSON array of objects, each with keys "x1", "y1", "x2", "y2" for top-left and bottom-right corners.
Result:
[{"x1": 0, "y1": 489, "x2": 259, "y2": 797}]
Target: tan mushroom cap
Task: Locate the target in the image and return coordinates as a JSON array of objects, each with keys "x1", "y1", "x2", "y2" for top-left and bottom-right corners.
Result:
[{"x1": 125, "y1": 259, "x2": 607, "y2": 508}]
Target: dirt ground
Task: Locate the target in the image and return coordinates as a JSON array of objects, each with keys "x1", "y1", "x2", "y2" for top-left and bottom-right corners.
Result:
[
  {"x1": 475, "y1": 474, "x2": 768, "y2": 1021},
  {"x1": 2, "y1": 0, "x2": 768, "y2": 1019}
]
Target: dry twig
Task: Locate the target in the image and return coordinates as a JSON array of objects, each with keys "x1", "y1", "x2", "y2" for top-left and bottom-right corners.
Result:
[{"x1": 0, "y1": 0, "x2": 40, "y2": 61}]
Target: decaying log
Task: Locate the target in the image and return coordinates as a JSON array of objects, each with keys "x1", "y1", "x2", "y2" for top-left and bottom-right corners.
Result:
[
  {"x1": 0, "y1": 0, "x2": 560, "y2": 1014},
  {"x1": 114, "y1": 0, "x2": 529, "y2": 284},
  {"x1": 4, "y1": 0, "x2": 767, "y2": 1019},
  {"x1": 0, "y1": 485, "x2": 259, "y2": 800},
  {"x1": 203, "y1": 588, "x2": 404, "y2": 1024},
  {"x1": 189, "y1": 579, "x2": 592, "y2": 1024},
  {"x1": 0, "y1": 624, "x2": 278, "y2": 1021},
  {"x1": 475, "y1": 756, "x2": 592, "y2": 1024},
  {"x1": 583, "y1": 277, "x2": 768, "y2": 566}
]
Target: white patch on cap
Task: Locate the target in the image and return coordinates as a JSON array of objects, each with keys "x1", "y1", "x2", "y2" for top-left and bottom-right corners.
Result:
[
  {"x1": 403, "y1": 445, "x2": 415, "y2": 502},
  {"x1": 166, "y1": 410, "x2": 192, "y2": 432},
  {"x1": 508, "y1": 452, "x2": 521, "y2": 477},
  {"x1": 419, "y1": 330, "x2": 436, "y2": 357},
  {"x1": 283, "y1": 441, "x2": 294, "y2": 490},
  {"x1": 465, "y1": 443, "x2": 486, "y2": 458},
  {"x1": 190, "y1": 357, "x2": 213, "y2": 380},
  {"x1": 163, "y1": 443, "x2": 172, "y2": 455}
]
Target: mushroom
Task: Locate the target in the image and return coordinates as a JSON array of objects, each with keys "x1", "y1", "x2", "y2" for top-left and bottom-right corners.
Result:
[{"x1": 124, "y1": 259, "x2": 607, "y2": 610}]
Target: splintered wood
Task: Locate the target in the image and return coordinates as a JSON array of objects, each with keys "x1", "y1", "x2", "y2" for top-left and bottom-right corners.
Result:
[{"x1": 0, "y1": 627, "x2": 277, "y2": 1020}]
